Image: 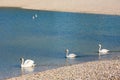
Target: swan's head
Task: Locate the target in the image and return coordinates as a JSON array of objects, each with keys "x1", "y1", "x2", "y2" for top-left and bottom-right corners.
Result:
[
  {"x1": 65, "y1": 49, "x2": 69, "y2": 53},
  {"x1": 99, "y1": 44, "x2": 101, "y2": 47},
  {"x1": 20, "y1": 58, "x2": 24, "y2": 62}
]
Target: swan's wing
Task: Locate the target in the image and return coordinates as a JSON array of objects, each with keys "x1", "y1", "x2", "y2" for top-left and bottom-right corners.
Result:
[
  {"x1": 24, "y1": 59, "x2": 34, "y2": 65},
  {"x1": 69, "y1": 53, "x2": 77, "y2": 57},
  {"x1": 101, "y1": 49, "x2": 109, "y2": 52}
]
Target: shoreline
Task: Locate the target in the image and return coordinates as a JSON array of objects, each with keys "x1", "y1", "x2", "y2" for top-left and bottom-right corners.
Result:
[
  {"x1": 0, "y1": 0, "x2": 120, "y2": 15},
  {"x1": 0, "y1": 7, "x2": 119, "y2": 16},
  {"x1": 7, "y1": 59, "x2": 120, "y2": 80}
]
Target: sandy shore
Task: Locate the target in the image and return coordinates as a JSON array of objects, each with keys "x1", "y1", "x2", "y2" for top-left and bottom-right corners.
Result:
[
  {"x1": 0, "y1": 0, "x2": 120, "y2": 15},
  {"x1": 7, "y1": 58, "x2": 120, "y2": 80}
]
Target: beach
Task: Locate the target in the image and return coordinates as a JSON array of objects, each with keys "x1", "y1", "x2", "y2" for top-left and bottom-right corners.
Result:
[
  {"x1": 0, "y1": 0, "x2": 120, "y2": 15},
  {"x1": 7, "y1": 58, "x2": 120, "y2": 80}
]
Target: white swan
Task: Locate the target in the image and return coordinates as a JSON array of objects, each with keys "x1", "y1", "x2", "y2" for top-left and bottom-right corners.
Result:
[
  {"x1": 20, "y1": 58, "x2": 35, "y2": 68},
  {"x1": 35, "y1": 14, "x2": 38, "y2": 18},
  {"x1": 32, "y1": 14, "x2": 38, "y2": 19},
  {"x1": 32, "y1": 16, "x2": 35, "y2": 19},
  {"x1": 65, "y1": 49, "x2": 77, "y2": 58},
  {"x1": 98, "y1": 44, "x2": 109, "y2": 55}
]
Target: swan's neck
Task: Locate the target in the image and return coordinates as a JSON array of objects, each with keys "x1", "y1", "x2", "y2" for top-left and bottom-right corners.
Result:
[
  {"x1": 66, "y1": 50, "x2": 69, "y2": 57},
  {"x1": 65, "y1": 49, "x2": 69, "y2": 57},
  {"x1": 99, "y1": 45, "x2": 102, "y2": 56},
  {"x1": 99, "y1": 45, "x2": 101, "y2": 51},
  {"x1": 66, "y1": 52, "x2": 69, "y2": 57},
  {"x1": 21, "y1": 58, "x2": 24, "y2": 65}
]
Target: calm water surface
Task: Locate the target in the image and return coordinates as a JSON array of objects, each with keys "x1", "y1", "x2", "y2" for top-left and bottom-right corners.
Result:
[{"x1": 0, "y1": 8, "x2": 120, "y2": 79}]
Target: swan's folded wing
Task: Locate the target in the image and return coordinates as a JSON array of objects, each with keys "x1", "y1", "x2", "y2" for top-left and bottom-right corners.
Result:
[
  {"x1": 24, "y1": 59, "x2": 34, "y2": 65},
  {"x1": 101, "y1": 49, "x2": 109, "y2": 52}
]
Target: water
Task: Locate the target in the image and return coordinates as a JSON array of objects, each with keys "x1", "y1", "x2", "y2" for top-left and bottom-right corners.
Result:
[{"x1": 0, "y1": 8, "x2": 120, "y2": 80}]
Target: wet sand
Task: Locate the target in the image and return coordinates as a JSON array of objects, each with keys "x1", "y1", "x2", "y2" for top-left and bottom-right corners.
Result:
[
  {"x1": 7, "y1": 59, "x2": 120, "y2": 80},
  {"x1": 0, "y1": 0, "x2": 120, "y2": 15}
]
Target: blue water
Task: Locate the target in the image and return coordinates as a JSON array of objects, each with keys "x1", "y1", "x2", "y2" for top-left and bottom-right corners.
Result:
[{"x1": 0, "y1": 8, "x2": 120, "y2": 79}]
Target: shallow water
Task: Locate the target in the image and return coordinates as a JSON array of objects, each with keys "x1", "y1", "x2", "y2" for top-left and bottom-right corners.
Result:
[{"x1": 0, "y1": 8, "x2": 120, "y2": 79}]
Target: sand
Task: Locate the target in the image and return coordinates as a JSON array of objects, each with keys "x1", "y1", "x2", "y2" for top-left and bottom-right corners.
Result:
[
  {"x1": 0, "y1": 0, "x2": 120, "y2": 15},
  {"x1": 6, "y1": 58, "x2": 120, "y2": 80}
]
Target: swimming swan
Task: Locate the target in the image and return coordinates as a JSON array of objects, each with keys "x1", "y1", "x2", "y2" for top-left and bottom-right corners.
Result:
[
  {"x1": 35, "y1": 14, "x2": 38, "y2": 18},
  {"x1": 32, "y1": 16, "x2": 35, "y2": 19},
  {"x1": 65, "y1": 49, "x2": 77, "y2": 58},
  {"x1": 32, "y1": 14, "x2": 38, "y2": 19},
  {"x1": 20, "y1": 58, "x2": 35, "y2": 68},
  {"x1": 98, "y1": 44, "x2": 109, "y2": 55}
]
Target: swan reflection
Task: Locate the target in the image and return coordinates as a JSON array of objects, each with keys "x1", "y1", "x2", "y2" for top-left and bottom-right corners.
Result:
[{"x1": 21, "y1": 67, "x2": 35, "y2": 75}]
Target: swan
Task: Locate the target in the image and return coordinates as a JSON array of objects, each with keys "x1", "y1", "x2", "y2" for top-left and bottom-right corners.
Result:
[
  {"x1": 65, "y1": 49, "x2": 77, "y2": 58},
  {"x1": 35, "y1": 14, "x2": 38, "y2": 18},
  {"x1": 98, "y1": 44, "x2": 109, "y2": 55},
  {"x1": 32, "y1": 14, "x2": 37, "y2": 19},
  {"x1": 20, "y1": 58, "x2": 35, "y2": 68},
  {"x1": 32, "y1": 16, "x2": 35, "y2": 19}
]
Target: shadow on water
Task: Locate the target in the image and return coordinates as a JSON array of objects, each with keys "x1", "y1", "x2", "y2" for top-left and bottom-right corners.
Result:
[
  {"x1": 109, "y1": 50, "x2": 120, "y2": 53},
  {"x1": 74, "y1": 50, "x2": 120, "y2": 62},
  {"x1": 98, "y1": 50, "x2": 120, "y2": 60},
  {"x1": 64, "y1": 54, "x2": 99, "y2": 65}
]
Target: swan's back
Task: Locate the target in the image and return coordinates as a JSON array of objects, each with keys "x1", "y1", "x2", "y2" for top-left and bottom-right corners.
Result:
[
  {"x1": 99, "y1": 49, "x2": 109, "y2": 54},
  {"x1": 23, "y1": 59, "x2": 35, "y2": 67},
  {"x1": 67, "y1": 53, "x2": 76, "y2": 58},
  {"x1": 101, "y1": 49, "x2": 109, "y2": 52},
  {"x1": 24, "y1": 59, "x2": 34, "y2": 65}
]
